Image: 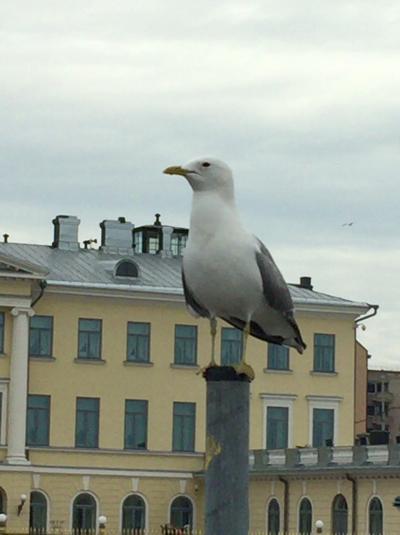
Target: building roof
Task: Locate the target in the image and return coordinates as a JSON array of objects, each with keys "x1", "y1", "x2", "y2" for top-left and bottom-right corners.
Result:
[{"x1": 0, "y1": 242, "x2": 371, "y2": 312}]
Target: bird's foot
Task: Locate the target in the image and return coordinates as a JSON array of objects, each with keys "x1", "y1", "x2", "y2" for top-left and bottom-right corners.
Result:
[{"x1": 233, "y1": 361, "x2": 255, "y2": 381}]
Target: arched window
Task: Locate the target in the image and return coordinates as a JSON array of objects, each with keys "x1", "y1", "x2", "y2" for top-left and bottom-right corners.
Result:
[
  {"x1": 332, "y1": 494, "x2": 348, "y2": 535},
  {"x1": 29, "y1": 491, "x2": 47, "y2": 534},
  {"x1": 72, "y1": 493, "x2": 96, "y2": 534},
  {"x1": 299, "y1": 498, "x2": 312, "y2": 535},
  {"x1": 115, "y1": 261, "x2": 138, "y2": 278},
  {"x1": 170, "y1": 496, "x2": 193, "y2": 529},
  {"x1": 0, "y1": 487, "x2": 6, "y2": 513},
  {"x1": 122, "y1": 494, "x2": 146, "y2": 533},
  {"x1": 369, "y1": 497, "x2": 383, "y2": 535},
  {"x1": 267, "y1": 498, "x2": 280, "y2": 535}
]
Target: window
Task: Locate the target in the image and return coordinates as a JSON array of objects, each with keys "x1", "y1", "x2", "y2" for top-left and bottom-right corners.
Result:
[
  {"x1": 367, "y1": 405, "x2": 375, "y2": 416},
  {"x1": 369, "y1": 497, "x2": 383, "y2": 535},
  {"x1": 125, "y1": 400, "x2": 148, "y2": 450},
  {"x1": 314, "y1": 334, "x2": 335, "y2": 372},
  {"x1": 173, "y1": 402, "x2": 196, "y2": 452},
  {"x1": 29, "y1": 316, "x2": 53, "y2": 357},
  {"x1": 367, "y1": 382, "x2": 376, "y2": 393},
  {"x1": 72, "y1": 493, "x2": 96, "y2": 534},
  {"x1": 122, "y1": 494, "x2": 146, "y2": 532},
  {"x1": 0, "y1": 487, "x2": 6, "y2": 513},
  {"x1": 221, "y1": 327, "x2": 242, "y2": 365},
  {"x1": 312, "y1": 408, "x2": 334, "y2": 447},
  {"x1": 267, "y1": 344, "x2": 289, "y2": 370},
  {"x1": 267, "y1": 499, "x2": 280, "y2": 535},
  {"x1": 29, "y1": 491, "x2": 47, "y2": 534},
  {"x1": 171, "y1": 234, "x2": 187, "y2": 256},
  {"x1": 78, "y1": 319, "x2": 102, "y2": 360},
  {"x1": 267, "y1": 407, "x2": 288, "y2": 450},
  {"x1": 116, "y1": 261, "x2": 138, "y2": 278},
  {"x1": 170, "y1": 496, "x2": 193, "y2": 529},
  {"x1": 0, "y1": 312, "x2": 4, "y2": 353},
  {"x1": 75, "y1": 398, "x2": 99, "y2": 448},
  {"x1": 332, "y1": 494, "x2": 348, "y2": 535},
  {"x1": 134, "y1": 231, "x2": 143, "y2": 253},
  {"x1": 0, "y1": 384, "x2": 7, "y2": 446},
  {"x1": 174, "y1": 325, "x2": 197, "y2": 365},
  {"x1": 298, "y1": 498, "x2": 312, "y2": 535},
  {"x1": 127, "y1": 322, "x2": 150, "y2": 362},
  {"x1": 26, "y1": 395, "x2": 50, "y2": 446}
]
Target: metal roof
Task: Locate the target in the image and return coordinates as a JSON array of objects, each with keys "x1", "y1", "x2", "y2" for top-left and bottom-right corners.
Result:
[{"x1": 0, "y1": 242, "x2": 370, "y2": 310}]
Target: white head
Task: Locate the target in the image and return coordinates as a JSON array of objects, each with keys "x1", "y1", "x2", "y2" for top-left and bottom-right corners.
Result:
[{"x1": 164, "y1": 157, "x2": 234, "y2": 197}]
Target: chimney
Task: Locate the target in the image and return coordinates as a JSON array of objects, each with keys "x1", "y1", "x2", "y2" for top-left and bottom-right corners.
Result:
[
  {"x1": 52, "y1": 215, "x2": 80, "y2": 251},
  {"x1": 299, "y1": 276, "x2": 313, "y2": 290},
  {"x1": 100, "y1": 217, "x2": 134, "y2": 255}
]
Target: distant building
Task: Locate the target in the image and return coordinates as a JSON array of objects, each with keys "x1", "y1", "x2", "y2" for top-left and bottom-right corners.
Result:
[
  {"x1": 0, "y1": 214, "x2": 385, "y2": 533},
  {"x1": 367, "y1": 369, "x2": 400, "y2": 443}
]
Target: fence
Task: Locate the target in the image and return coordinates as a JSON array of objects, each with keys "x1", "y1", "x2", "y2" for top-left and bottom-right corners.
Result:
[{"x1": 0, "y1": 526, "x2": 392, "y2": 535}]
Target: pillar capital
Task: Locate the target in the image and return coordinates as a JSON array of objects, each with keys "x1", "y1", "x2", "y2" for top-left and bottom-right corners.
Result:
[{"x1": 11, "y1": 307, "x2": 34, "y2": 318}]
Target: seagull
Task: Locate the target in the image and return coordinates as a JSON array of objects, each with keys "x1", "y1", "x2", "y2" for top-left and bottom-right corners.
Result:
[{"x1": 163, "y1": 157, "x2": 306, "y2": 378}]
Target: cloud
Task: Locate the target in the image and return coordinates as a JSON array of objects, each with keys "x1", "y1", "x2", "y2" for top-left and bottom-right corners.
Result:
[{"x1": 0, "y1": 0, "x2": 399, "y2": 365}]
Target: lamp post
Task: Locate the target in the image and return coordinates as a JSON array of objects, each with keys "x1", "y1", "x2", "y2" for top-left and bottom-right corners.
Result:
[
  {"x1": 17, "y1": 493, "x2": 27, "y2": 515},
  {"x1": 98, "y1": 515, "x2": 107, "y2": 535},
  {"x1": 315, "y1": 519, "x2": 324, "y2": 533}
]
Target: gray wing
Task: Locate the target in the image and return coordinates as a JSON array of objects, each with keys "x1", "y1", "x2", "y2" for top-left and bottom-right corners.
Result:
[
  {"x1": 181, "y1": 266, "x2": 210, "y2": 318},
  {"x1": 255, "y1": 238, "x2": 294, "y2": 315}
]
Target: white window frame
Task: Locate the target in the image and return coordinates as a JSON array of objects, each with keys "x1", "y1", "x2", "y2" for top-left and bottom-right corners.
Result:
[
  {"x1": 260, "y1": 394, "x2": 297, "y2": 449},
  {"x1": 306, "y1": 395, "x2": 342, "y2": 447},
  {"x1": 0, "y1": 380, "x2": 9, "y2": 445}
]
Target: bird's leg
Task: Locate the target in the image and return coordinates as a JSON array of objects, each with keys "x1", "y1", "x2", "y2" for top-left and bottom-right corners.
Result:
[
  {"x1": 233, "y1": 321, "x2": 255, "y2": 381},
  {"x1": 198, "y1": 317, "x2": 218, "y2": 375}
]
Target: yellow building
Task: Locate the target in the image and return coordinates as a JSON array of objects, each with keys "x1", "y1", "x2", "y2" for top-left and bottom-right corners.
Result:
[{"x1": 1, "y1": 214, "x2": 395, "y2": 534}]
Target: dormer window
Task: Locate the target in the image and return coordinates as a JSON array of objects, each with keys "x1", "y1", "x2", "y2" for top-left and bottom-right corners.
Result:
[{"x1": 115, "y1": 260, "x2": 138, "y2": 278}]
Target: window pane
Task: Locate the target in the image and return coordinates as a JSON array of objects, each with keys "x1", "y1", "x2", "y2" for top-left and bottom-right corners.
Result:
[
  {"x1": 78, "y1": 319, "x2": 101, "y2": 359},
  {"x1": 127, "y1": 322, "x2": 150, "y2": 362},
  {"x1": 268, "y1": 499, "x2": 280, "y2": 535},
  {"x1": 122, "y1": 495, "x2": 146, "y2": 530},
  {"x1": 313, "y1": 408, "x2": 334, "y2": 447},
  {"x1": 29, "y1": 316, "x2": 53, "y2": 357},
  {"x1": 26, "y1": 395, "x2": 50, "y2": 446},
  {"x1": 299, "y1": 498, "x2": 312, "y2": 535},
  {"x1": 125, "y1": 400, "x2": 148, "y2": 450},
  {"x1": 0, "y1": 312, "x2": 5, "y2": 353},
  {"x1": 221, "y1": 328, "x2": 242, "y2": 365},
  {"x1": 314, "y1": 334, "x2": 335, "y2": 372},
  {"x1": 170, "y1": 497, "x2": 193, "y2": 528},
  {"x1": 75, "y1": 398, "x2": 99, "y2": 448},
  {"x1": 267, "y1": 407, "x2": 288, "y2": 450},
  {"x1": 332, "y1": 494, "x2": 348, "y2": 535},
  {"x1": 173, "y1": 402, "x2": 196, "y2": 452},
  {"x1": 267, "y1": 344, "x2": 289, "y2": 370},
  {"x1": 29, "y1": 491, "x2": 47, "y2": 532},
  {"x1": 174, "y1": 325, "x2": 197, "y2": 365},
  {"x1": 72, "y1": 493, "x2": 96, "y2": 532},
  {"x1": 369, "y1": 498, "x2": 383, "y2": 535}
]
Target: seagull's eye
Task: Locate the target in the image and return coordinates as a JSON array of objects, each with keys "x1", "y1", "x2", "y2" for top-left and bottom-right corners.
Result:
[{"x1": 202, "y1": 162, "x2": 211, "y2": 167}]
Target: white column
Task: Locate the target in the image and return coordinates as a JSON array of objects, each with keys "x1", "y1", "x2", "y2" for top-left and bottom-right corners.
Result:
[{"x1": 6, "y1": 306, "x2": 34, "y2": 464}]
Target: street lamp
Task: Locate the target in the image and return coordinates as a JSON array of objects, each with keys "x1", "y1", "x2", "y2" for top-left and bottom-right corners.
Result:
[
  {"x1": 98, "y1": 515, "x2": 107, "y2": 530},
  {"x1": 315, "y1": 519, "x2": 324, "y2": 533},
  {"x1": 17, "y1": 494, "x2": 27, "y2": 515}
]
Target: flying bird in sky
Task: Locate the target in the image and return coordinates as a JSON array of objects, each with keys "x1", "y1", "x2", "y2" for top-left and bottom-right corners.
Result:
[{"x1": 164, "y1": 157, "x2": 306, "y2": 378}]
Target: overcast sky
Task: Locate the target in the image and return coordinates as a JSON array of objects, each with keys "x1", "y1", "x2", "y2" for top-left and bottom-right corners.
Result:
[{"x1": 1, "y1": 1, "x2": 399, "y2": 368}]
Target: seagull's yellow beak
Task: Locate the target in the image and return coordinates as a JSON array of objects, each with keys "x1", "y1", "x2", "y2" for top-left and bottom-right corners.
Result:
[{"x1": 163, "y1": 165, "x2": 191, "y2": 176}]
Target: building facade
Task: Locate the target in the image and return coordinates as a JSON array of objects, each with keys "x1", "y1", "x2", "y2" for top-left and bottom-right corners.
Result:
[
  {"x1": 0, "y1": 214, "x2": 387, "y2": 533},
  {"x1": 367, "y1": 369, "x2": 400, "y2": 444}
]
